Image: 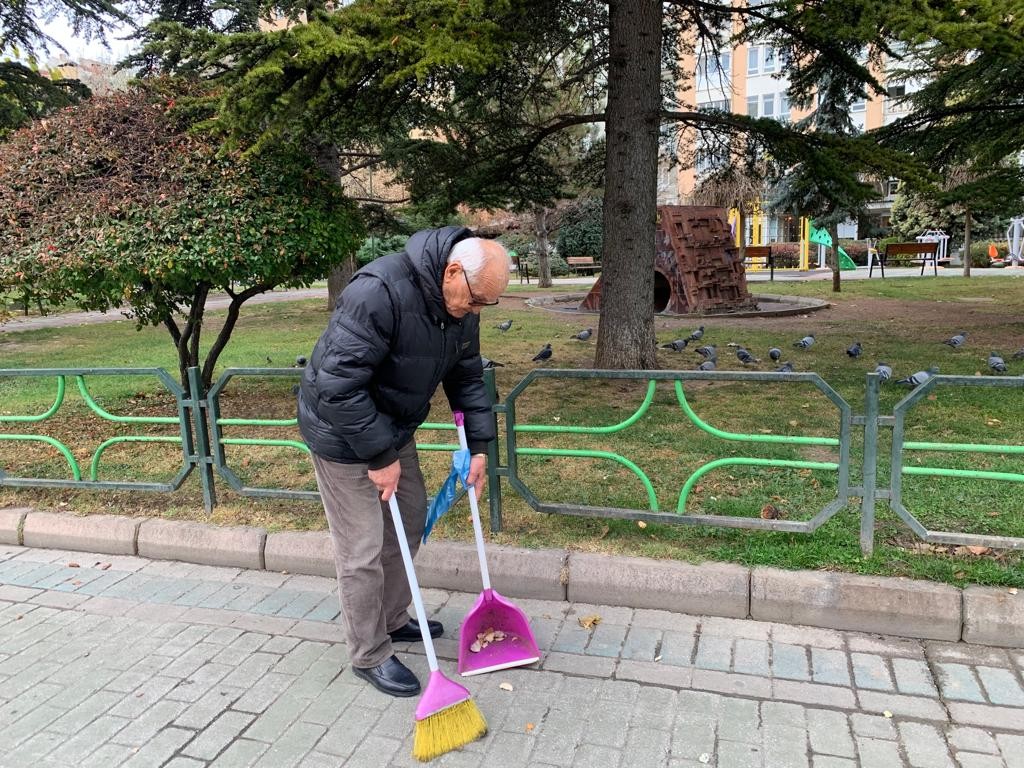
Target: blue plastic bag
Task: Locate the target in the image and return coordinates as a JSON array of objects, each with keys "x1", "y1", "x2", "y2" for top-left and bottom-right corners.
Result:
[{"x1": 422, "y1": 447, "x2": 472, "y2": 543}]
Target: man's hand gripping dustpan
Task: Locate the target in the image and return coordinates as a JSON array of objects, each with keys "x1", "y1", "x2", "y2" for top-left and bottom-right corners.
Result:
[{"x1": 453, "y1": 412, "x2": 541, "y2": 677}]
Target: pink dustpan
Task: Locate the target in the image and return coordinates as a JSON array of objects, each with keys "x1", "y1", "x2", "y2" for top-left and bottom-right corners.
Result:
[
  {"x1": 452, "y1": 412, "x2": 541, "y2": 677},
  {"x1": 458, "y1": 587, "x2": 541, "y2": 676}
]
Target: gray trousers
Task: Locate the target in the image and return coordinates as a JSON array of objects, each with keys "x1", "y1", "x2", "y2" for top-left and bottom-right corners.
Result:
[{"x1": 311, "y1": 441, "x2": 428, "y2": 668}]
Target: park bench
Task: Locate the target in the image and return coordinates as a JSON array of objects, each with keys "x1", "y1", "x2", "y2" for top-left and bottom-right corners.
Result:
[
  {"x1": 513, "y1": 254, "x2": 531, "y2": 284},
  {"x1": 870, "y1": 241, "x2": 945, "y2": 277},
  {"x1": 566, "y1": 256, "x2": 600, "y2": 275},
  {"x1": 743, "y1": 245, "x2": 774, "y2": 281}
]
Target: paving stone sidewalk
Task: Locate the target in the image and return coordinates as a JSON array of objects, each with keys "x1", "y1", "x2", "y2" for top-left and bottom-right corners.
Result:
[{"x1": 1, "y1": 543, "x2": 1022, "y2": 768}]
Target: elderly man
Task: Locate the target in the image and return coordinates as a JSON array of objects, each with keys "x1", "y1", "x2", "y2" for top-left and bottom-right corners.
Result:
[{"x1": 297, "y1": 227, "x2": 510, "y2": 697}]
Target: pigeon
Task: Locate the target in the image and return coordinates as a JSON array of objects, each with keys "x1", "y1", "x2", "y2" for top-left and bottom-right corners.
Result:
[
  {"x1": 988, "y1": 352, "x2": 1008, "y2": 373},
  {"x1": 695, "y1": 344, "x2": 717, "y2": 360},
  {"x1": 875, "y1": 362, "x2": 893, "y2": 382},
  {"x1": 496, "y1": 319, "x2": 513, "y2": 332},
  {"x1": 768, "y1": 347, "x2": 782, "y2": 362},
  {"x1": 532, "y1": 343, "x2": 553, "y2": 362},
  {"x1": 776, "y1": 361, "x2": 795, "y2": 373},
  {"x1": 660, "y1": 339, "x2": 689, "y2": 352},
  {"x1": 736, "y1": 347, "x2": 760, "y2": 365},
  {"x1": 896, "y1": 366, "x2": 939, "y2": 388},
  {"x1": 944, "y1": 331, "x2": 967, "y2": 348},
  {"x1": 293, "y1": 355, "x2": 307, "y2": 368},
  {"x1": 687, "y1": 325, "x2": 705, "y2": 342},
  {"x1": 481, "y1": 356, "x2": 504, "y2": 369},
  {"x1": 570, "y1": 328, "x2": 593, "y2": 341},
  {"x1": 794, "y1": 334, "x2": 815, "y2": 349},
  {"x1": 1013, "y1": 347, "x2": 1024, "y2": 360},
  {"x1": 846, "y1": 342, "x2": 862, "y2": 358},
  {"x1": 697, "y1": 359, "x2": 717, "y2": 371}
]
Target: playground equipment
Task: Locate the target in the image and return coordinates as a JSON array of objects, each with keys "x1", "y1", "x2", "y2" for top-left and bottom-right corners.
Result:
[
  {"x1": 727, "y1": 209, "x2": 857, "y2": 272},
  {"x1": 917, "y1": 229, "x2": 950, "y2": 263},
  {"x1": 581, "y1": 206, "x2": 755, "y2": 314},
  {"x1": 1007, "y1": 217, "x2": 1023, "y2": 267},
  {"x1": 808, "y1": 224, "x2": 857, "y2": 271}
]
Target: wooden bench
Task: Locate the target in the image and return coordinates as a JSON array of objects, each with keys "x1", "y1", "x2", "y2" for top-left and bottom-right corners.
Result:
[
  {"x1": 743, "y1": 245, "x2": 774, "y2": 281},
  {"x1": 871, "y1": 241, "x2": 946, "y2": 277},
  {"x1": 513, "y1": 254, "x2": 531, "y2": 284},
  {"x1": 566, "y1": 256, "x2": 600, "y2": 275}
]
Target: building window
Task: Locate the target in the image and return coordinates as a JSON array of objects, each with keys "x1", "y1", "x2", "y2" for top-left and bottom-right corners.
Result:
[
  {"x1": 696, "y1": 51, "x2": 732, "y2": 89},
  {"x1": 747, "y1": 46, "x2": 760, "y2": 75},
  {"x1": 747, "y1": 95, "x2": 759, "y2": 117},
  {"x1": 762, "y1": 46, "x2": 777, "y2": 73},
  {"x1": 695, "y1": 136, "x2": 730, "y2": 174},
  {"x1": 698, "y1": 99, "x2": 730, "y2": 112},
  {"x1": 777, "y1": 93, "x2": 790, "y2": 122},
  {"x1": 851, "y1": 98, "x2": 866, "y2": 112},
  {"x1": 886, "y1": 84, "x2": 906, "y2": 100},
  {"x1": 886, "y1": 179, "x2": 900, "y2": 197},
  {"x1": 762, "y1": 93, "x2": 775, "y2": 117}
]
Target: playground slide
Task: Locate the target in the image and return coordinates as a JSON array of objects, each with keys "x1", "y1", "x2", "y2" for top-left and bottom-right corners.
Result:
[{"x1": 837, "y1": 245, "x2": 857, "y2": 271}]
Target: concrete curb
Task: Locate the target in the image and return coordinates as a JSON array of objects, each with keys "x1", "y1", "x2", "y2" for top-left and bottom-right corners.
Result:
[
  {"x1": 568, "y1": 552, "x2": 749, "y2": 618},
  {"x1": 0, "y1": 507, "x2": 29, "y2": 546},
  {"x1": 416, "y1": 541, "x2": 567, "y2": 601},
  {"x1": 962, "y1": 585, "x2": 1024, "y2": 647},
  {"x1": 3, "y1": 507, "x2": 1022, "y2": 646},
  {"x1": 137, "y1": 518, "x2": 266, "y2": 570},
  {"x1": 264, "y1": 531, "x2": 335, "y2": 578},
  {"x1": 22, "y1": 511, "x2": 141, "y2": 556},
  {"x1": 750, "y1": 566, "x2": 962, "y2": 641}
]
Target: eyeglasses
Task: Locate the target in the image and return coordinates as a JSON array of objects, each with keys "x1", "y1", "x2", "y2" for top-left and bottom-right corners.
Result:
[{"x1": 463, "y1": 269, "x2": 499, "y2": 307}]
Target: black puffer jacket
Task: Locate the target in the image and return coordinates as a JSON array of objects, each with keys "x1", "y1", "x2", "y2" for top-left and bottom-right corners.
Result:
[{"x1": 298, "y1": 227, "x2": 495, "y2": 468}]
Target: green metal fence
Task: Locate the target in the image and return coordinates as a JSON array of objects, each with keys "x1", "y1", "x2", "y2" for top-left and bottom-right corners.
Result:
[{"x1": 2, "y1": 366, "x2": 1022, "y2": 556}]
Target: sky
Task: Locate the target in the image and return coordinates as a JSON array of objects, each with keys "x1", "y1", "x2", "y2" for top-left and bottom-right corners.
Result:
[{"x1": 40, "y1": 16, "x2": 140, "y2": 65}]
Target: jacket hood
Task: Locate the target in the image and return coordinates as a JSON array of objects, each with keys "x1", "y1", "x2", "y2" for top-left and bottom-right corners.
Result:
[{"x1": 403, "y1": 226, "x2": 472, "y2": 318}]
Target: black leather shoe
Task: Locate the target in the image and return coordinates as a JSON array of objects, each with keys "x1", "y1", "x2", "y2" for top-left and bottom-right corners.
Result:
[
  {"x1": 389, "y1": 619, "x2": 443, "y2": 643},
  {"x1": 351, "y1": 655, "x2": 421, "y2": 697}
]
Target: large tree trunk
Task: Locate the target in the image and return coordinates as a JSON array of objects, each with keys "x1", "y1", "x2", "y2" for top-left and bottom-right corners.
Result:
[
  {"x1": 594, "y1": 0, "x2": 661, "y2": 370},
  {"x1": 534, "y1": 206, "x2": 553, "y2": 288},
  {"x1": 829, "y1": 222, "x2": 841, "y2": 293},
  {"x1": 962, "y1": 207, "x2": 972, "y2": 278},
  {"x1": 310, "y1": 142, "x2": 358, "y2": 311}
]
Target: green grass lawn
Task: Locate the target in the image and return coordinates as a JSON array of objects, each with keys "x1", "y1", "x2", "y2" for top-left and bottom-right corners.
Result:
[{"x1": 2, "y1": 273, "x2": 1024, "y2": 587}]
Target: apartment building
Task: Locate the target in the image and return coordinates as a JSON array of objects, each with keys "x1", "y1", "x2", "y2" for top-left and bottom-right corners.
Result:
[{"x1": 663, "y1": 37, "x2": 915, "y2": 242}]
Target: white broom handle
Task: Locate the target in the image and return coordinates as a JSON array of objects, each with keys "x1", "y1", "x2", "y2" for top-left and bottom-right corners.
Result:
[
  {"x1": 456, "y1": 421, "x2": 492, "y2": 591},
  {"x1": 387, "y1": 495, "x2": 439, "y2": 673}
]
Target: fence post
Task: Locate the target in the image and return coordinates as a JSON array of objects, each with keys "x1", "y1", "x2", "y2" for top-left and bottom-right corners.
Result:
[
  {"x1": 484, "y1": 368, "x2": 503, "y2": 533},
  {"x1": 186, "y1": 367, "x2": 217, "y2": 514},
  {"x1": 860, "y1": 372, "x2": 880, "y2": 556}
]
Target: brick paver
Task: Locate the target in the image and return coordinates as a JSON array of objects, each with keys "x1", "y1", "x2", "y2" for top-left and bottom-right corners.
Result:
[{"x1": 0, "y1": 545, "x2": 1022, "y2": 767}]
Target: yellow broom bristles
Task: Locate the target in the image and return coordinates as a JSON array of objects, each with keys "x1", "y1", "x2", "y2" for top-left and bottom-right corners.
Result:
[{"x1": 412, "y1": 699, "x2": 488, "y2": 762}]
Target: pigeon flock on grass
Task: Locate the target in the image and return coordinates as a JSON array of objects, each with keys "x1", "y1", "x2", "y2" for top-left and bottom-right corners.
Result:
[{"x1": 494, "y1": 316, "x2": 1023, "y2": 384}]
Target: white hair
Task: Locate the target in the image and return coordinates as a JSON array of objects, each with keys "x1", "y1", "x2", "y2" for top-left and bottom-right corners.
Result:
[{"x1": 448, "y1": 238, "x2": 504, "y2": 280}]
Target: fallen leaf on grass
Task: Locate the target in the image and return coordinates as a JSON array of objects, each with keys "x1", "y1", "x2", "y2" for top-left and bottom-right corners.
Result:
[
  {"x1": 499, "y1": 682, "x2": 514, "y2": 692},
  {"x1": 577, "y1": 614, "x2": 601, "y2": 630},
  {"x1": 597, "y1": 525, "x2": 610, "y2": 540},
  {"x1": 636, "y1": 520, "x2": 647, "y2": 529},
  {"x1": 986, "y1": 418, "x2": 1002, "y2": 427},
  {"x1": 788, "y1": 420, "x2": 799, "y2": 427},
  {"x1": 760, "y1": 504, "x2": 785, "y2": 520}
]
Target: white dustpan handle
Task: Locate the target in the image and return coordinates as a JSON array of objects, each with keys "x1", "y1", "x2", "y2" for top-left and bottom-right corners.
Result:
[
  {"x1": 387, "y1": 495, "x2": 439, "y2": 673},
  {"x1": 455, "y1": 419, "x2": 492, "y2": 592}
]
